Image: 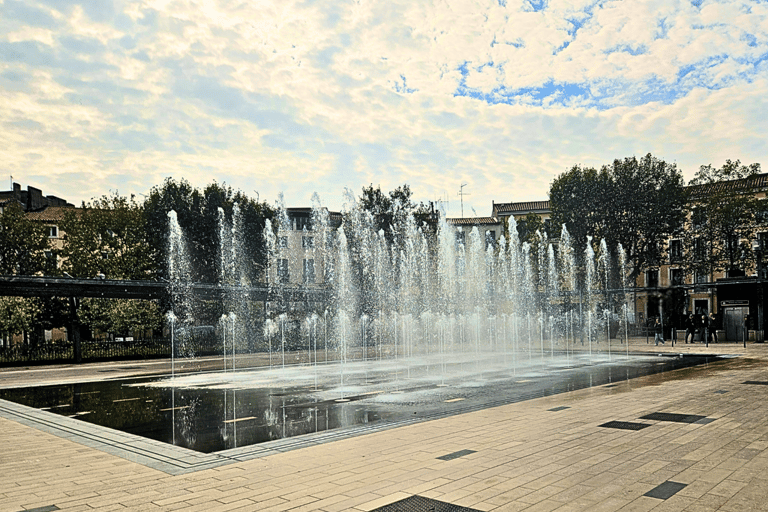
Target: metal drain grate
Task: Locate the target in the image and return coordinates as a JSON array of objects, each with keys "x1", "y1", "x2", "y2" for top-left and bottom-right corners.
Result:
[
  {"x1": 22, "y1": 506, "x2": 60, "y2": 512},
  {"x1": 640, "y1": 412, "x2": 708, "y2": 424},
  {"x1": 599, "y1": 420, "x2": 652, "y2": 431},
  {"x1": 743, "y1": 381, "x2": 768, "y2": 385},
  {"x1": 437, "y1": 449, "x2": 476, "y2": 461},
  {"x1": 714, "y1": 390, "x2": 729, "y2": 394},
  {"x1": 644, "y1": 481, "x2": 687, "y2": 500},
  {"x1": 369, "y1": 495, "x2": 481, "y2": 512},
  {"x1": 548, "y1": 406, "x2": 570, "y2": 412}
]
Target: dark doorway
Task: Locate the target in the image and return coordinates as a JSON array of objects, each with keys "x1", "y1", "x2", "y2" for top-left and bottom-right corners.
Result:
[{"x1": 724, "y1": 306, "x2": 748, "y2": 342}]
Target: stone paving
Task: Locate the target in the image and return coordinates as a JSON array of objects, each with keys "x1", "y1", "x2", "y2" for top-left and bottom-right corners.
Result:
[{"x1": 1, "y1": 339, "x2": 767, "y2": 511}]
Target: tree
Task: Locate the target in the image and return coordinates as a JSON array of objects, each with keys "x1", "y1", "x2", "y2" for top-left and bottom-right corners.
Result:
[
  {"x1": 516, "y1": 212, "x2": 545, "y2": 244},
  {"x1": 683, "y1": 160, "x2": 763, "y2": 279},
  {"x1": 143, "y1": 178, "x2": 274, "y2": 286},
  {"x1": 0, "y1": 202, "x2": 50, "y2": 275},
  {"x1": 60, "y1": 194, "x2": 154, "y2": 280},
  {"x1": 60, "y1": 193, "x2": 160, "y2": 341},
  {"x1": 550, "y1": 154, "x2": 688, "y2": 283},
  {"x1": 0, "y1": 202, "x2": 57, "y2": 346}
]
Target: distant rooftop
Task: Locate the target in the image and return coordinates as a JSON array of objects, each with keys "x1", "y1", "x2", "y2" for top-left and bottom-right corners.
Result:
[
  {"x1": 445, "y1": 217, "x2": 499, "y2": 226},
  {"x1": 0, "y1": 183, "x2": 74, "y2": 211},
  {"x1": 492, "y1": 201, "x2": 550, "y2": 216},
  {"x1": 686, "y1": 172, "x2": 768, "y2": 198},
  {"x1": 25, "y1": 205, "x2": 79, "y2": 222}
]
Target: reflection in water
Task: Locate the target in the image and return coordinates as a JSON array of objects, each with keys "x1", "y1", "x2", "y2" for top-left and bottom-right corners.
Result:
[{"x1": 0, "y1": 354, "x2": 723, "y2": 453}]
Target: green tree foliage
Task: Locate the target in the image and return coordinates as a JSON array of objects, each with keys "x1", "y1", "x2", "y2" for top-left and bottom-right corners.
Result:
[
  {"x1": 0, "y1": 201, "x2": 50, "y2": 275},
  {"x1": 60, "y1": 194, "x2": 154, "y2": 280},
  {"x1": 358, "y1": 184, "x2": 415, "y2": 235},
  {"x1": 357, "y1": 184, "x2": 437, "y2": 238},
  {"x1": 78, "y1": 298, "x2": 161, "y2": 337},
  {"x1": 516, "y1": 212, "x2": 545, "y2": 244},
  {"x1": 58, "y1": 193, "x2": 160, "y2": 339},
  {"x1": 0, "y1": 203, "x2": 56, "y2": 342},
  {"x1": 683, "y1": 160, "x2": 763, "y2": 278},
  {"x1": 0, "y1": 296, "x2": 41, "y2": 342},
  {"x1": 549, "y1": 154, "x2": 687, "y2": 282},
  {"x1": 143, "y1": 178, "x2": 274, "y2": 284}
]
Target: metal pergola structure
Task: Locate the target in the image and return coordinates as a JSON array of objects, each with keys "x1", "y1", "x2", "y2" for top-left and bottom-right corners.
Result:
[{"x1": 0, "y1": 275, "x2": 330, "y2": 303}]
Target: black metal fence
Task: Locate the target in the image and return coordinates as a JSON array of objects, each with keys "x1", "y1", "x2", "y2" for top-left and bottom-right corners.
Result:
[{"x1": 0, "y1": 333, "x2": 225, "y2": 366}]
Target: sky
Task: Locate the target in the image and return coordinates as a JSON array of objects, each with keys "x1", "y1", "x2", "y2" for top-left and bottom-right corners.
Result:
[{"x1": 1, "y1": 0, "x2": 767, "y2": 218}]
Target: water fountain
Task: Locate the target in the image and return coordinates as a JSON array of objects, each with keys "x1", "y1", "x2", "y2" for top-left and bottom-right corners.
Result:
[{"x1": 155, "y1": 191, "x2": 656, "y2": 451}]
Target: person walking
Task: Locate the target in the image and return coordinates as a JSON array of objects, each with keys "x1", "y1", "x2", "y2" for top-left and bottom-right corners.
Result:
[
  {"x1": 653, "y1": 317, "x2": 665, "y2": 346},
  {"x1": 709, "y1": 312, "x2": 718, "y2": 343},
  {"x1": 685, "y1": 313, "x2": 695, "y2": 343},
  {"x1": 700, "y1": 314, "x2": 710, "y2": 344}
]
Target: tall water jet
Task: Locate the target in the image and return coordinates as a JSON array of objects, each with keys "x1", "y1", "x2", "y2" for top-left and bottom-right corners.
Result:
[
  {"x1": 585, "y1": 236, "x2": 595, "y2": 359},
  {"x1": 597, "y1": 238, "x2": 611, "y2": 359}
]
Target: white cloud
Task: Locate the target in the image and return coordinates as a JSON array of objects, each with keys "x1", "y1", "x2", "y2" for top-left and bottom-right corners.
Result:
[{"x1": 0, "y1": 0, "x2": 766, "y2": 215}]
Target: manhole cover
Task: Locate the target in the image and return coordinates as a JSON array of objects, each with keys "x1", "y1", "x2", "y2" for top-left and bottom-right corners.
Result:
[
  {"x1": 370, "y1": 495, "x2": 480, "y2": 512},
  {"x1": 599, "y1": 420, "x2": 651, "y2": 431},
  {"x1": 644, "y1": 481, "x2": 687, "y2": 500},
  {"x1": 436, "y1": 449, "x2": 476, "y2": 461},
  {"x1": 640, "y1": 412, "x2": 708, "y2": 423}
]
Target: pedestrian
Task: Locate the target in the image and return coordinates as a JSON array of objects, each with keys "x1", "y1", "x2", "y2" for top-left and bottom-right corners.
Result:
[
  {"x1": 700, "y1": 314, "x2": 709, "y2": 343},
  {"x1": 685, "y1": 313, "x2": 695, "y2": 343},
  {"x1": 709, "y1": 312, "x2": 718, "y2": 343},
  {"x1": 653, "y1": 317, "x2": 665, "y2": 346}
]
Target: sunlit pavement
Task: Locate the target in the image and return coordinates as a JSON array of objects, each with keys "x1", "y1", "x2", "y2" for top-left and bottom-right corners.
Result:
[{"x1": 2, "y1": 341, "x2": 768, "y2": 511}]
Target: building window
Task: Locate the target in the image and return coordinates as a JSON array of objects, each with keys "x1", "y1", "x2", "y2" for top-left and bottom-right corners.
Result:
[
  {"x1": 302, "y1": 236, "x2": 314, "y2": 249},
  {"x1": 44, "y1": 251, "x2": 57, "y2": 269},
  {"x1": 277, "y1": 259, "x2": 289, "y2": 284},
  {"x1": 101, "y1": 251, "x2": 109, "y2": 260},
  {"x1": 726, "y1": 233, "x2": 741, "y2": 257},
  {"x1": 47, "y1": 226, "x2": 58, "y2": 238},
  {"x1": 669, "y1": 239, "x2": 682, "y2": 263},
  {"x1": 294, "y1": 216, "x2": 311, "y2": 231},
  {"x1": 758, "y1": 233, "x2": 768, "y2": 278},
  {"x1": 485, "y1": 230, "x2": 496, "y2": 249},
  {"x1": 646, "y1": 270, "x2": 659, "y2": 288},
  {"x1": 670, "y1": 268, "x2": 684, "y2": 286},
  {"x1": 303, "y1": 259, "x2": 315, "y2": 283},
  {"x1": 692, "y1": 207, "x2": 706, "y2": 229},
  {"x1": 278, "y1": 236, "x2": 288, "y2": 249},
  {"x1": 694, "y1": 237, "x2": 707, "y2": 261},
  {"x1": 757, "y1": 232, "x2": 768, "y2": 252},
  {"x1": 695, "y1": 270, "x2": 708, "y2": 284}
]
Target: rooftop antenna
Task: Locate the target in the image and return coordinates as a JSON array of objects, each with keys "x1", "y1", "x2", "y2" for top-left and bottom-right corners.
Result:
[{"x1": 458, "y1": 183, "x2": 470, "y2": 218}]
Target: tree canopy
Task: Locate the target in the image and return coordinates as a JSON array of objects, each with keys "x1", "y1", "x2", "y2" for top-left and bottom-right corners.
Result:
[
  {"x1": 0, "y1": 201, "x2": 50, "y2": 275},
  {"x1": 143, "y1": 178, "x2": 274, "y2": 284},
  {"x1": 549, "y1": 154, "x2": 688, "y2": 281},
  {"x1": 60, "y1": 194, "x2": 153, "y2": 280},
  {"x1": 683, "y1": 160, "x2": 764, "y2": 278}
]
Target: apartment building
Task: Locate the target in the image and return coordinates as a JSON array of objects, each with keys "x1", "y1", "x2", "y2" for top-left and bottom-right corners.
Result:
[{"x1": 636, "y1": 173, "x2": 768, "y2": 341}]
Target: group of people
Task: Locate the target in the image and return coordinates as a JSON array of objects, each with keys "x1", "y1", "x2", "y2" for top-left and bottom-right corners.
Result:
[
  {"x1": 684, "y1": 313, "x2": 718, "y2": 344},
  {"x1": 650, "y1": 312, "x2": 718, "y2": 346}
]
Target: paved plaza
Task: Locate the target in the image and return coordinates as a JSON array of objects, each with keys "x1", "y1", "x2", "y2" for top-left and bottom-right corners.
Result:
[{"x1": 2, "y1": 338, "x2": 768, "y2": 511}]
